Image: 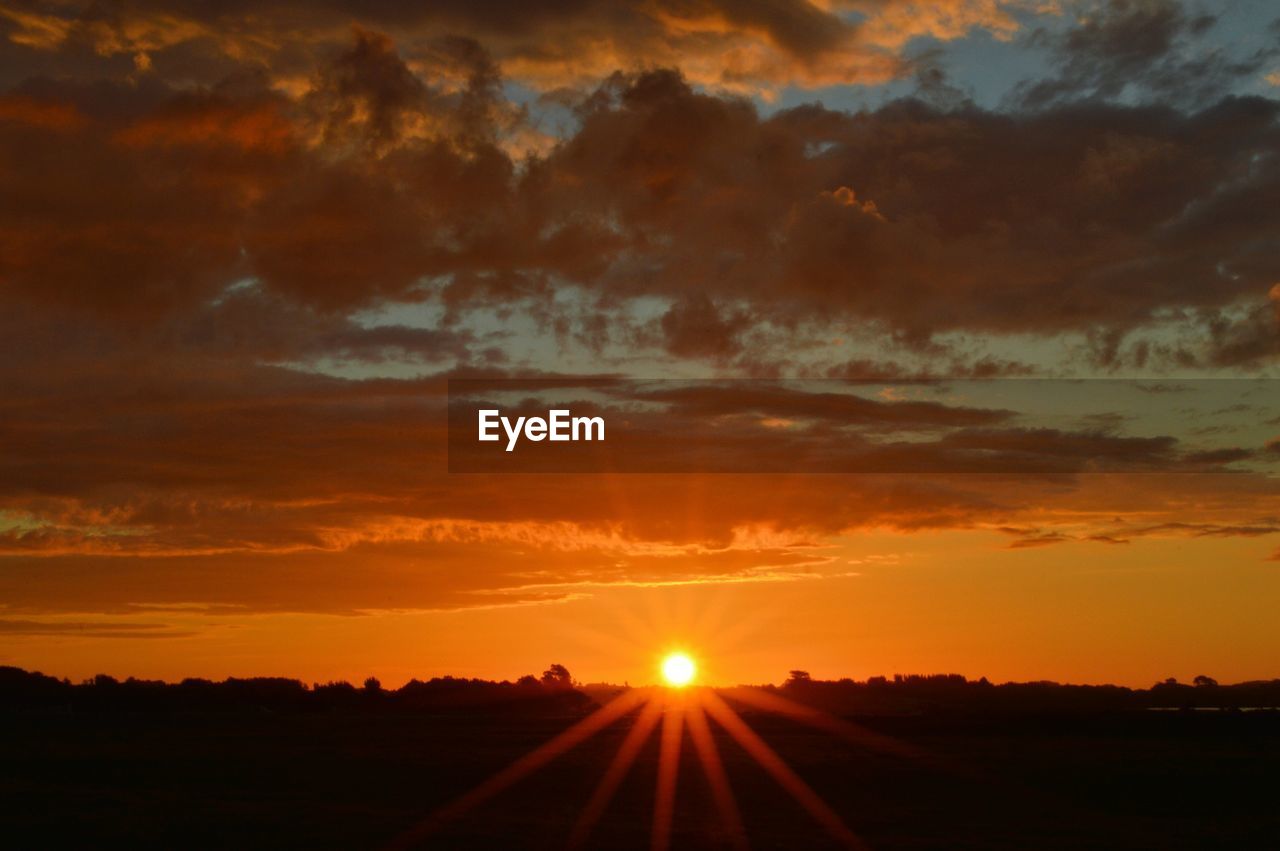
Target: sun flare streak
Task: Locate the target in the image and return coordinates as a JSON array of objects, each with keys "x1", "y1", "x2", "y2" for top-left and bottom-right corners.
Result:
[
  {"x1": 388, "y1": 688, "x2": 651, "y2": 850},
  {"x1": 702, "y1": 689, "x2": 868, "y2": 850},
  {"x1": 568, "y1": 699, "x2": 663, "y2": 849},
  {"x1": 685, "y1": 699, "x2": 748, "y2": 849},
  {"x1": 652, "y1": 698, "x2": 685, "y2": 851},
  {"x1": 729, "y1": 686, "x2": 922, "y2": 759}
]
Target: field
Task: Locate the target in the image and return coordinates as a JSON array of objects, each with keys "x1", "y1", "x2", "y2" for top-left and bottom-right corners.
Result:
[{"x1": 4, "y1": 706, "x2": 1276, "y2": 849}]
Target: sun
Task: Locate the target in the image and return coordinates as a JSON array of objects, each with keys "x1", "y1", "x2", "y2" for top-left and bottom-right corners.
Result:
[{"x1": 660, "y1": 652, "x2": 696, "y2": 688}]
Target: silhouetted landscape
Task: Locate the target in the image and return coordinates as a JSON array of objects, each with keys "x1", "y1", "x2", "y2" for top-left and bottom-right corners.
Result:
[{"x1": 4, "y1": 665, "x2": 1277, "y2": 849}]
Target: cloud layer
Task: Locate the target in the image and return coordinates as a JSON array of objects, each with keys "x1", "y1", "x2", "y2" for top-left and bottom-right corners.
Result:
[{"x1": 2, "y1": 1, "x2": 1280, "y2": 619}]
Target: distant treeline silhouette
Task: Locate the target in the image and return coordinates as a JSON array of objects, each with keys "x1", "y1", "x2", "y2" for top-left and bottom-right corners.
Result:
[
  {"x1": 3, "y1": 665, "x2": 1278, "y2": 716},
  {"x1": 0, "y1": 663, "x2": 590, "y2": 716},
  {"x1": 748, "y1": 671, "x2": 1280, "y2": 715}
]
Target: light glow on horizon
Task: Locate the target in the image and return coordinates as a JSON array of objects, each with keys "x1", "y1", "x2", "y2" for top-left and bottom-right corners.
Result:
[{"x1": 660, "y1": 652, "x2": 696, "y2": 687}]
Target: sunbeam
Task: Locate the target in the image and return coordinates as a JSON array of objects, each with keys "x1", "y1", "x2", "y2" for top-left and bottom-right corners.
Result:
[
  {"x1": 387, "y1": 687, "x2": 653, "y2": 849},
  {"x1": 568, "y1": 697, "x2": 663, "y2": 849},
  {"x1": 701, "y1": 690, "x2": 868, "y2": 851},
  {"x1": 685, "y1": 696, "x2": 748, "y2": 850},
  {"x1": 727, "y1": 686, "x2": 921, "y2": 760},
  {"x1": 651, "y1": 693, "x2": 686, "y2": 851}
]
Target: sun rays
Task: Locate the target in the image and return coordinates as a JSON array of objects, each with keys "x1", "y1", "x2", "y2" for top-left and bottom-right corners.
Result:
[
  {"x1": 652, "y1": 693, "x2": 686, "y2": 851},
  {"x1": 388, "y1": 672, "x2": 906, "y2": 850},
  {"x1": 568, "y1": 698, "x2": 664, "y2": 848}
]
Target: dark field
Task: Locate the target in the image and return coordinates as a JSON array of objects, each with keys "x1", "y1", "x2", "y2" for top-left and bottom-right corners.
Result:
[{"x1": 3, "y1": 707, "x2": 1277, "y2": 850}]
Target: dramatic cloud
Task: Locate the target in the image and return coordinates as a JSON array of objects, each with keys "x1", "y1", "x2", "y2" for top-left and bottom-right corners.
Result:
[
  {"x1": 2, "y1": 1, "x2": 1279, "y2": 621},
  {"x1": 4, "y1": 16, "x2": 1278, "y2": 362},
  {"x1": 536, "y1": 73, "x2": 1279, "y2": 357},
  {"x1": 0, "y1": 0, "x2": 1040, "y2": 95}
]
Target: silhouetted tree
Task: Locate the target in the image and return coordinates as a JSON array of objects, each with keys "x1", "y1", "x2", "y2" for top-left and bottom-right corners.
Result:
[
  {"x1": 1193, "y1": 675, "x2": 1218, "y2": 688},
  {"x1": 787, "y1": 670, "x2": 812, "y2": 685},
  {"x1": 541, "y1": 664, "x2": 573, "y2": 689},
  {"x1": 363, "y1": 676, "x2": 382, "y2": 693}
]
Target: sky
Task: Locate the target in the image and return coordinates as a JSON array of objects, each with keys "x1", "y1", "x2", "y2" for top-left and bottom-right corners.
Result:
[{"x1": 1, "y1": 0, "x2": 1279, "y2": 688}]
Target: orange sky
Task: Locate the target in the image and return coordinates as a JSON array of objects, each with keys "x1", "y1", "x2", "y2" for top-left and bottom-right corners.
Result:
[{"x1": 5, "y1": 519, "x2": 1280, "y2": 688}]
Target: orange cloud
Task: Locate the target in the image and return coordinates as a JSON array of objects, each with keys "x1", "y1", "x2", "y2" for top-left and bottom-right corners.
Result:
[
  {"x1": 0, "y1": 0, "x2": 1040, "y2": 95},
  {"x1": 0, "y1": 93, "x2": 85, "y2": 130},
  {"x1": 115, "y1": 99, "x2": 295, "y2": 153}
]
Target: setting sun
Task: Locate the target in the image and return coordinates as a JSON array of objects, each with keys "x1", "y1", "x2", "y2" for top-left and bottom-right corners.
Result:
[{"x1": 661, "y1": 652, "x2": 696, "y2": 688}]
